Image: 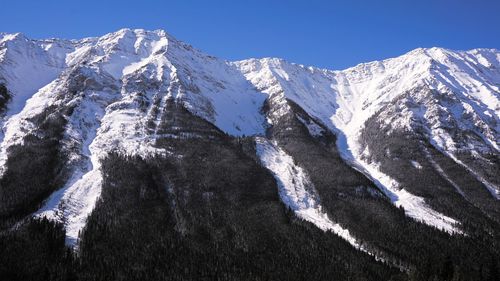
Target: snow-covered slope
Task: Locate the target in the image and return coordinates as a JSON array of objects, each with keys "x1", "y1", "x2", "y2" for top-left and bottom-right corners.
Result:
[
  {"x1": 0, "y1": 29, "x2": 498, "y2": 245},
  {"x1": 0, "y1": 29, "x2": 267, "y2": 244},
  {"x1": 0, "y1": 33, "x2": 75, "y2": 175},
  {"x1": 236, "y1": 48, "x2": 499, "y2": 231},
  {"x1": 255, "y1": 137, "x2": 363, "y2": 248},
  {"x1": 236, "y1": 48, "x2": 499, "y2": 161},
  {"x1": 0, "y1": 33, "x2": 73, "y2": 115}
]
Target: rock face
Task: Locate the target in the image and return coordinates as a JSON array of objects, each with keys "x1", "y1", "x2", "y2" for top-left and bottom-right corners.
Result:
[{"x1": 0, "y1": 29, "x2": 499, "y2": 281}]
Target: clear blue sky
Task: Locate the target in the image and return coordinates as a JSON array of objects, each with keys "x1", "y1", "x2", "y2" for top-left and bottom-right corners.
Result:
[{"x1": 2, "y1": 0, "x2": 499, "y2": 69}]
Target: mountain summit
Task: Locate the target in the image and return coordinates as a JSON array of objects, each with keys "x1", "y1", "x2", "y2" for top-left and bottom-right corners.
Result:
[{"x1": 0, "y1": 29, "x2": 499, "y2": 281}]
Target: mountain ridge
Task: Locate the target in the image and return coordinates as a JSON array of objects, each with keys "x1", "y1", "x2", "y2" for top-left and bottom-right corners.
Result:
[
  {"x1": 1, "y1": 28, "x2": 500, "y2": 281},
  {"x1": 1, "y1": 28, "x2": 499, "y2": 243}
]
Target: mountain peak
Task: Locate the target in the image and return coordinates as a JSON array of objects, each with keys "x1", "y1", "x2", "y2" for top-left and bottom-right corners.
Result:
[
  {"x1": 0, "y1": 32, "x2": 27, "y2": 43},
  {"x1": 0, "y1": 29, "x2": 498, "y2": 247}
]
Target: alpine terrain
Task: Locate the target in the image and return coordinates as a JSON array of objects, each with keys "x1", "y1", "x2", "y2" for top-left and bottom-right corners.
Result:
[{"x1": 0, "y1": 29, "x2": 499, "y2": 281}]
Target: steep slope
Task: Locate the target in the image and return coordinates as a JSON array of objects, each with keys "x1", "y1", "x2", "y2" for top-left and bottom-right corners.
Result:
[
  {"x1": 255, "y1": 137, "x2": 362, "y2": 250},
  {"x1": 0, "y1": 33, "x2": 74, "y2": 176},
  {"x1": 0, "y1": 29, "x2": 499, "y2": 280},
  {"x1": 73, "y1": 102, "x2": 397, "y2": 281},
  {"x1": 235, "y1": 49, "x2": 500, "y2": 228},
  {"x1": 0, "y1": 33, "x2": 73, "y2": 116},
  {"x1": 0, "y1": 29, "x2": 267, "y2": 243}
]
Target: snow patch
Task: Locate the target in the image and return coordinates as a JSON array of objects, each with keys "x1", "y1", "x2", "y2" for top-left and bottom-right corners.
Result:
[
  {"x1": 255, "y1": 137, "x2": 363, "y2": 249},
  {"x1": 297, "y1": 116, "x2": 324, "y2": 137},
  {"x1": 361, "y1": 160, "x2": 460, "y2": 234},
  {"x1": 423, "y1": 148, "x2": 466, "y2": 198},
  {"x1": 448, "y1": 152, "x2": 500, "y2": 200},
  {"x1": 35, "y1": 90, "x2": 112, "y2": 246},
  {"x1": 410, "y1": 160, "x2": 423, "y2": 169},
  {"x1": 336, "y1": 131, "x2": 461, "y2": 234}
]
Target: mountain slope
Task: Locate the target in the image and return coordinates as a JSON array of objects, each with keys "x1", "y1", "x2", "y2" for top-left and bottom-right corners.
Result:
[
  {"x1": 236, "y1": 49, "x2": 499, "y2": 225},
  {"x1": 0, "y1": 29, "x2": 499, "y2": 281},
  {"x1": 0, "y1": 29, "x2": 268, "y2": 243}
]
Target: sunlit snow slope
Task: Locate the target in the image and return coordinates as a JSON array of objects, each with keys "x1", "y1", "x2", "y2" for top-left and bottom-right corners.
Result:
[
  {"x1": 255, "y1": 137, "x2": 363, "y2": 248},
  {"x1": 0, "y1": 29, "x2": 498, "y2": 245}
]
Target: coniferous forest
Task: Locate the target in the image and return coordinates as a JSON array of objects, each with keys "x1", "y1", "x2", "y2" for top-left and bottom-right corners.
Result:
[{"x1": 0, "y1": 103, "x2": 499, "y2": 281}]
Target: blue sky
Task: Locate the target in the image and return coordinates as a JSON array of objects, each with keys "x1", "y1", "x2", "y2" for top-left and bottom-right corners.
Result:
[{"x1": 1, "y1": 0, "x2": 499, "y2": 69}]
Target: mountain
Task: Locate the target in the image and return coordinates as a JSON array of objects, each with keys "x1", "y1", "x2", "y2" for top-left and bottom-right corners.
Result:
[{"x1": 0, "y1": 29, "x2": 499, "y2": 281}]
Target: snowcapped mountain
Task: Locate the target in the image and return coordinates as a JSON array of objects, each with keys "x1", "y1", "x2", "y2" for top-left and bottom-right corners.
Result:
[
  {"x1": 235, "y1": 48, "x2": 499, "y2": 230},
  {"x1": 0, "y1": 28, "x2": 499, "y2": 280},
  {"x1": 0, "y1": 29, "x2": 270, "y2": 243}
]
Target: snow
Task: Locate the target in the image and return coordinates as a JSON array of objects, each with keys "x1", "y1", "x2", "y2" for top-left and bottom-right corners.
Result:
[
  {"x1": 36, "y1": 169, "x2": 103, "y2": 246},
  {"x1": 356, "y1": 147, "x2": 460, "y2": 233},
  {"x1": 35, "y1": 90, "x2": 112, "y2": 246},
  {"x1": 0, "y1": 29, "x2": 498, "y2": 243},
  {"x1": 255, "y1": 137, "x2": 364, "y2": 249},
  {"x1": 410, "y1": 160, "x2": 423, "y2": 169},
  {"x1": 428, "y1": 123, "x2": 500, "y2": 200},
  {"x1": 27, "y1": 29, "x2": 268, "y2": 246},
  {"x1": 423, "y1": 148, "x2": 467, "y2": 199},
  {"x1": 331, "y1": 129, "x2": 461, "y2": 234},
  {"x1": 446, "y1": 152, "x2": 500, "y2": 200},
  {"x1": 163, "y1": 39, "x2": 267, "y2": 136},
  {"x1": 0, "y1": 33, "x2": 71, "y2": 115},
  {"x1": 236, "y1": 51, "x2": 478, "y2": 233},
  {"x1": 0, "y1": 79, "x2": 67, "y2": 176},
  {"x1": 0, "y1": 34, "x2": 74, "y2": 175},
  {"x1": 297, "y1": 116, "x2": 324, "y2": 137},
  {"x1": 237, "y1": 48, "x2": 499, "y2": 159}
]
